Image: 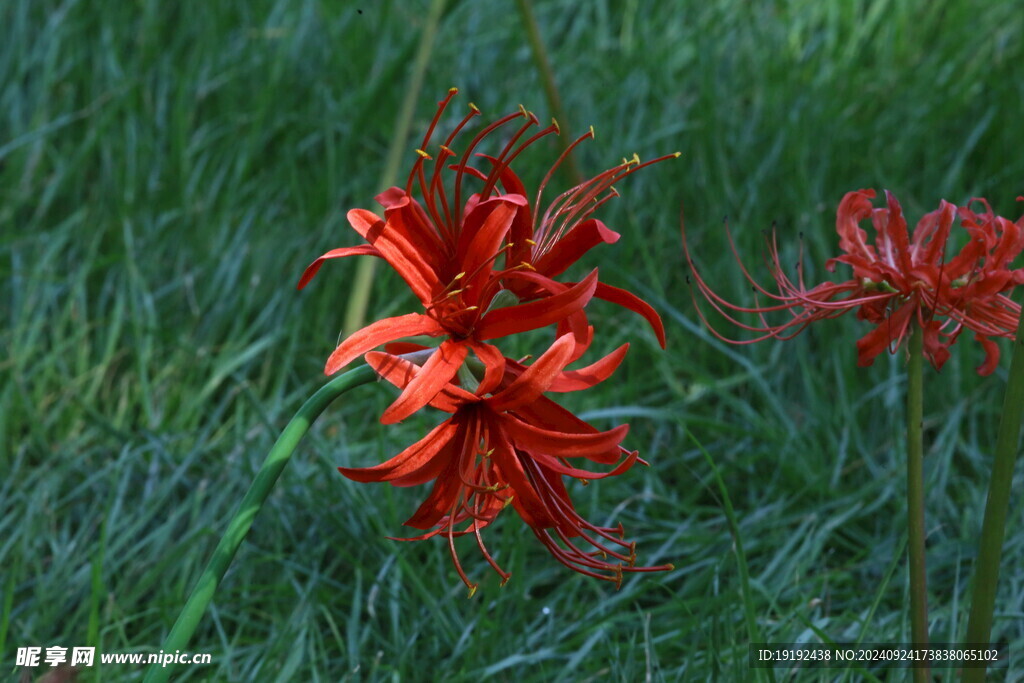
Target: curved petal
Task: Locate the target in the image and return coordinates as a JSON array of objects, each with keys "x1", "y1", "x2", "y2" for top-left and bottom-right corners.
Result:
[
  {"x1": 502, "y1": 415, "x2": 629, "y2": 459},
  {"x1": 477, "y1": 269, "x2": 598, "y2": 340},
  {"x1": 510, "y1": 396, "x2": 623, "y2": 464},
  {"x1": 403, "y1": 420, "x2": 472, "y2": 529},
  {"x1": 533, "y1": 218, "x2": 620, "y2": 278},
  {"x1": 547, "y1": 343, "x2": 628, "y2": 392},
  {"x1": 467, "y1": 341, "x2": 506, "y2": 396},
  {"x1": 347, "y1": 208, "x2": 440, "y2": 304},
  {"x1": 521, "y1": 445, "x2": 638, "y2": 480},
  {"x1": 485, "y1": 334, "x2": 575, "y2": 412},
  {"x1": 591, "y1": 281, "x2": 666, "y2": 348},
  {"x1": 835, "y1": 189, "x2": 878, "y2": 265},
  {"x1": 338, "y1": 418, "x2": 457, "y2": 482},
  {"x1": 365, "y1": 351, "x2": 477, "y2": 411},
  {"x1": 487, "y1": 419, "x2": 557, "y2": 529},
  {"x1": 380, "y1": 340, "x2": 468, "y2": 424},
  {"x1": 458, "y1": 196, "x2": 527, "y2": 295},
  {"x1": 297, "y1": 245, "x2": 381, "y2": 290},
  {"x1": 325, "y1": 313, "x2": 443, "y2": 375},
  {"x1": 974, "y1": 333, "x2": 1000, "y2": 376}
]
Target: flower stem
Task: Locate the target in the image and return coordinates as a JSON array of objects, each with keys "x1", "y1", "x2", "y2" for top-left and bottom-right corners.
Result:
[
  {"x1": 906, "y1": 322, "x2": 930, "y2": 682},
  {"x1": 344, "y1": 0, "x2": 448, "y2": 333},
  {"x1": 962, "y1": 310, "x2": 1024, "y2": 682},
  {"x1": 514, "y1": 0, "x2": 583, "y2": 186},
  {"x1": 143, "y1": 365, "x2": 376, "y2": 683}
]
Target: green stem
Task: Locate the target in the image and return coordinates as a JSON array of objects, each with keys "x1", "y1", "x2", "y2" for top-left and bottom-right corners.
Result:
[
  {"x1": 344, "y1": 0, "x2": 449, "y2": 333},
  {"x1": 906, "y1": 323, "x2": 930, "y2": 683},
  {"x1": 962, "y1": 310, "x2": 1024, "y2": 682},
  {"x1": 514, "y1": 0, "x2": 584, "y2": 186},
  {"x1": 143, "y1": 365, "x2": 376, "y2": 683}
]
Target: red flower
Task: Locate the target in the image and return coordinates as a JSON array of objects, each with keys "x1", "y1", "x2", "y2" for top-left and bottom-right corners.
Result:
[
  {"x1": 339, "y1": 334, "x2": 673, "y2": 592},
  {"x1": 298, "y1": 90, "x2": 601, "y2": 421},
  {"x1": 298, "y1": 89, "x2": 674, "y2": 419},
  {"x1": 683, "y1": 189, "x2": 1024, "y2": 374}
]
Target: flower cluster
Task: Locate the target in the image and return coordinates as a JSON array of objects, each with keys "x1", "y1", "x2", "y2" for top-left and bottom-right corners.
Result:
[
  {"x1": 299, "y1": 89, "x2": 675, "y2": 591},
  {"x1": 683, "y1": 189, "x2": 1024, "y2": 374}
]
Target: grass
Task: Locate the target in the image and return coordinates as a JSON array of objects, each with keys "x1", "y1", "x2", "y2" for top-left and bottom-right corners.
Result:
[{"x1": 3, "y1": 0, "x2": 1024, "y2": 680}]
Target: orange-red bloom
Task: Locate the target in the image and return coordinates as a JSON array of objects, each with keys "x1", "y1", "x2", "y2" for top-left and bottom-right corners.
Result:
[
  {"x1": 340, "y1": 335, "x2": 672, "y2": 591},
  {"x1": 683, "y1": 189, "x2": 1024, "y2": 374},
  {"x1": 298, "y1": 89, "x2": 672, "y2": 418}
]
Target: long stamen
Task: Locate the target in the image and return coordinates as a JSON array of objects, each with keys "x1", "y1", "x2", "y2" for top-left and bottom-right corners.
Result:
[
  {"x1": 453, "y1": 108, "x2": 531, "y2": 232},
  {"x1": 478, "y1": 109, "x2": 541, "y2": 200},
  {"x1": 533, "y1": 126, "x2": 594, "y2": 232}
]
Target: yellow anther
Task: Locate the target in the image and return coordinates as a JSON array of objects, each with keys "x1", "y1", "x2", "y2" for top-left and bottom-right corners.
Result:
[
  {"x1": 469, "y1": 102, "x2": 481, "y2": 113},
  {"x1": 518, "y1": 103, "x2": 528, "y2": 117},
  {"x1": 551, "y1": 117, "x2": 560, "y2": 134},
  {"x1": 673, "y1": 151, "x2": 682, "y2": 158},
  {"x1": 467, "y1": 584, "x2": 479, "y2": 598},
  {"x1": 415, "y1": 149, "x2": 432, "y2": 159},
  {"x1": 439, "y1": 145, "x2": 455, "y2": 156},
  {"x1": 525, "y1": 238, "x2": 537, "y2": 246},
  {"x1": 589, "y1": 125, "x2": 596, "y2": 139},
  {"x1": 446, "y1": 289, "x2": 463, "y2": 298},
  {"x1": 502, "y1": 496, "x2": 514, "y2": 509},
  {"x1": 499, "y1": 576, "x2": 511, "y2": 587},
  {"x1": 464, "y1": 306, "x2": 479, "y2": 311},
  {"x1": 454, "y1": 272, "x2": 465, "y2": 280},
  {"x1": 519, "y1": 261, "x2": 536, "y2": 271},
  {"x1": 449, "y1": 86, "x2": 459, "y2": 94},
  {"x1": 631, "y1": 152, "x2": 641, "y2": 164}
]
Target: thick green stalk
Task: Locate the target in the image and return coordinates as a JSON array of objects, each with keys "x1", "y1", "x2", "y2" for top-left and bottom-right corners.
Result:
[
  {"x1": 514, "y1": 0, "x2": 583, "y2": 186},
  {"x1": 906, "y1": 323, "x2": 930, "y2": 683},
  {"x1": 344, "y1": 0, "x2": 448, "y2": 333},
  {"x1": 962, "y1": 310, "x2": 1024, "y2": 682},
  {"x1": 143, "y1": 365, "x2": 376, "y2": 683}
]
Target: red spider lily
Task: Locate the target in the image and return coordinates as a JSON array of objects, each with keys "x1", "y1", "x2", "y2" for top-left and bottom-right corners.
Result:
[
  {"x1": 298, "y1": 89, "x2": 672, "y2": 417},
  {"x1": 683, "y1": 189, "x2": 1024, "y2": 374},
  {"x1": 339, "y1": 334, "x2": 673, "y2": 592}
]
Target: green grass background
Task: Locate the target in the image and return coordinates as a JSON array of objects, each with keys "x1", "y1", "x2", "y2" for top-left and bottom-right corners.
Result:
[{"x1": 3, "y1": 0, "x2": 1024, "y2": 680}]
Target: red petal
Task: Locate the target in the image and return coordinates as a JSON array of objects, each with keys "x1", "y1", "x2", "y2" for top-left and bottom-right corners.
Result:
[
  {"x1": 337, "y1": 419, "x2": 457, "y2": 482},
  {"x1": 835, "y1": 189, "x2": 879, "y2": 265},
  {"x1": 375, "y1": 189, "x2": 447, "y2": 274},
  {"x1": 533, "y1": 218, "x2": 620, "y2": 278},
  {"x1": 477, "y1": 269, "x2": 598, "y2": 340},
  {"x1": 365, "y1": 351, "x2": 476, "y2": 410},
  {"x1": 325, "y1": 313, "x2": 442, "y2": 375},
  {"x1": 403, "y1": 421, "x2": 472, "y2": 529},
  {"x1": 487, "y1": 418, "x2": 557, "y2": 529},
  {"x1": 502, "y1": 415, "x2": 629, "y2": 458},
  {"x1": 458, "y1": 196, "x2": 526, "y2": 295},
  {"x1": 380, "y1": 340, "x2": 468, "y2": 424},
  {"x1": 468, "y1": 341, "x2": 506, "y2": 396},
  {"x1": 521, "y1": 446, "x2": 638, "y2": 480},
  {"x1": 347, "y1": 208, "x2": 440, "y2": 305},
  {"x1": 297, "y1": 245, "x2": 381, "y2": 290},
  {"x1": 592, "y1": 282, "x2": 667, "y2": 348},
  {"x1": 548, "y1": 343, "x2": 628, "y2": 392},
  {"x1": 974, "y1": 334, "x2": 1000, "y2": 376},
  {"x1": 485, "y1": 334, "x2": 575, "y2": 412},
  {"x1": 510, "y1": 396, "x2": 622, "y2": 464},
  {"x1": 854, "y1": 303, "x2": 913, "y2": 367}
]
